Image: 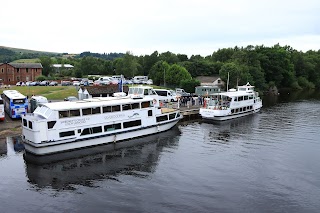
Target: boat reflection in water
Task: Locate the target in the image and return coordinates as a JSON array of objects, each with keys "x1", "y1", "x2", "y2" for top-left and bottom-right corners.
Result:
[
  {"x1": 201, "y1": 113, "x2": 261, "y2": 145},
  {"x1": 24, "y1": 126, "x2": 181, "y2": 190}
]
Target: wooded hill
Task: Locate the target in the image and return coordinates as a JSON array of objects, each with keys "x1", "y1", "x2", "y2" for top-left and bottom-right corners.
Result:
[{"x1": 1, "y1": 44, "x2": 320, "y2": 92}]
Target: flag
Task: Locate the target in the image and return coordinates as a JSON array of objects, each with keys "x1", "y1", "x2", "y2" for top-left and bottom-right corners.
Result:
[{"x1": 118, "y1": 75, "x2": 123, "y2": 92}]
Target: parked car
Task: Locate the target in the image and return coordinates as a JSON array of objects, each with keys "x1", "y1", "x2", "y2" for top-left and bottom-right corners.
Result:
[
  {"x1": 40, "y1": 81, "x2": 49, "y2": 86},
  {"x1": 25, "y1": 81, "x2": 33, "y2": 86},
  {"x1": 124, "y1": 79, "x2": 133, "y2": 84},
  {"x1": 16, "y1": 81, "x2": 26, "y2": 86},
  {"x1": 49, "y1": 81, "x2": 58, "y2": 86},
  {"x1": 93, "y1": 80, "x2": 102, "y2": 86},
  {"x1": 61, "y1": 81, "x2": 72, "y2": 86},
  {"x1": 29, "y1": 81, "x2": 40, "y2": 86},
  {"x1": 73, "y1": 81, "x2": 80, "y2": 86},
  {"x1": 146, "y1": 79, "x2": 153, "y2": 85},
  {"x1": 64, "y1": 96, "x2": 78, "y2": 101}
]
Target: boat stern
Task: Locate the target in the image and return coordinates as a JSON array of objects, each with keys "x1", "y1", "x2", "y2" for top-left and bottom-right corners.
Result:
[{"x1": 22, "y1": 114, "x2": 48, "y2": 144}]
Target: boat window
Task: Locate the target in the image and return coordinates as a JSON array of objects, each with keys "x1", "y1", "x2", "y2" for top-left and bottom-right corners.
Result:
[
  {"x1": 80, "y1": 126, "x2": 103, "y2": 136},
  {"x1": 104, "y1": 123, "x2": 122, "y2": 131},
  {"x1": 157, "y1": 115, "x2": 168, "y2": 122},
  {"x1": 122, "y1": 104, "x2": 131, "y2": 111},
  {"x1": 82, "y1": 108, "x2": 91, "y2": 115},
  {"x1": 103, "y1": 106, "x2": 112, "y2": 113},
  {"x1": 92, "y1": 126, "x2": 102, "y2": 133},
  {"x1": 103, "y1": 105, "x2": 121, "y2": 113},
  {"x1": 113, "y1": 105, "x2": 120, "y2": 112},
  {"x1": 81, "y1": 128, "x2": 90, "y2": 136},
  {"x1": 243, "y1": 107, "x2": 246, "y2": 111},
  {"x1": 234, "y1": 97, "x2": 238, "y2": 102},
  {"x1": 169, "y1": 113, "x2": 176, "y2": 120},
  {"x1": 92, "y1": 107, "x2": 101, "y2": 114},
  {"x1": 28, "y1": 121, "x2": 33, "y2": 129},
  {"x1": 155, "y1": 90, "x2": 167, "y2": 96},
  {"x1": 47, "y1": 121, "x2": 56, "y2": 129},
  {"x1": 59, "y1": 110, "x2": 70, "y2": 118},
  {"x1": 238, "y1": 96, "x2": 244, "y2": 101},
  {"x1": 70, "y1": 109, "x2": 80, "y2": 117},
  {"x1": 244, "y1": 96, "x2": 248, "y2": 100},
  {"x1": 60, "y1": 130, "x2": 75, "y2": 137},
  {"x1": 23, "y1": 119, "x2": 27, "y2": 127},
  {"x1": 141, "y1": 101, "x2": 150, "y2": 108},
  {"x1": 249, "y1": 95, "x2": 253, "y2": 99},
  {"x1": 231, "y1": 109, "x2": 234, "y2": 113},
  {"x1": 235, "y1": 108, "x2": 239, "y2": 113},
  {"x1": 131, "y1": 103, "x2": 140, "y2": 109},
  {"x1": 148, "y1": 110, "x2": 152, "y2": 116},
  {"x1": 123, "y1": 120, "x2": 141, "y2": 128}
]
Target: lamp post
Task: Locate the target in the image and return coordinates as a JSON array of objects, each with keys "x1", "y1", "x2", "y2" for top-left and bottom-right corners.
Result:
[{"x1": 163, "y1": 67, "x2": 166, "y2": 87}]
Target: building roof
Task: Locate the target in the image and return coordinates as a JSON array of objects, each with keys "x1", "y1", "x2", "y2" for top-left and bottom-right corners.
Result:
[
  {"x1": 0, "y1": 63, "x2": 43, "y2": 69},
  {"x1": 80, "y1": 85, "x2": 129, "y2": 95},
  {"x1": 195, "y1": 76, "x2": 220, "y2": 83},
  {"x1": 52, "y1": 64, "x2": 74, "y2": 68}
]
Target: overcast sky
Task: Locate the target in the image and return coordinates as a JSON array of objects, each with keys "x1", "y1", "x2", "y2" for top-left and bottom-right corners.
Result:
[{"x1": 1, "y1": 0, "x2": 320, "y2": 56}]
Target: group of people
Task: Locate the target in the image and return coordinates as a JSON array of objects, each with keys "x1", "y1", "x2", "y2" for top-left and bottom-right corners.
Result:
[{"x1": 178, "y1": 95, "x2": 205, "y2": 107}]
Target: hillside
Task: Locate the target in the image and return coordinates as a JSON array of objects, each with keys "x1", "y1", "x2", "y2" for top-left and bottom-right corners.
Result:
[
  {"x1": 0, "y1": 46, "x2": 64, "y2": 63},
  {"x1": 0, "y1": 46, "x2": 60, "y2": 55}
]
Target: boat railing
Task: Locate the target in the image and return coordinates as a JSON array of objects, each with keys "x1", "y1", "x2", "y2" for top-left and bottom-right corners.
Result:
[
  {"x1": 159, "y1": 101, "x2": 179, "y2": 109},
  {"x1": 208, "y1": 99, "x2": 230, "y2": 110}
]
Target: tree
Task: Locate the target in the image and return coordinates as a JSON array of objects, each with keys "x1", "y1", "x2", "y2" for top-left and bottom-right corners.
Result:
[
  {"x1": 114, "y1": 51, "x2": 139, "y2": 78},
  {"x1": 159, "y1": 51, "x2": 179, "y2": 64},
  {"x1": 149, "y1": 61, "x2": 170, "y2": 85},
  {"x1": 39, "y1": 56, "x2": 53, "y2": 76},
  {"x1": 166, "y1": 64, "x2": 192, "y2": 86},
  {"x1": 180, "y1": 79, "x2": 200, "y2": 93},
  {"x1": 219, "y1": 62, "x2": 251, "y2": 89}
]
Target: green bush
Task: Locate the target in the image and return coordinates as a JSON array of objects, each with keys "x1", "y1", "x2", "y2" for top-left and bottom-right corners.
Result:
[{"x1": 36, "y1": 75, "x2": 46, "y2": 81}]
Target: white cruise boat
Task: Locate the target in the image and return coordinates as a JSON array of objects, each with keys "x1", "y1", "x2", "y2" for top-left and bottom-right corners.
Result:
[
  {"x1": 199, "y1": 82, "x2": 262, "y2": 121},
  {"x1": 22, "y1": 92, "x2": 182, "y2": 155}
]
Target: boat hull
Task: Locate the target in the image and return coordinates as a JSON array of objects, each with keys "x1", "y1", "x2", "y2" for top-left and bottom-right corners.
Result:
[
  {"x1": 200, "y1": 108, "x2": 261, "y2": 121},
  {"x1": 23, "y1": 119, "x2": 180, "y2": 155}
]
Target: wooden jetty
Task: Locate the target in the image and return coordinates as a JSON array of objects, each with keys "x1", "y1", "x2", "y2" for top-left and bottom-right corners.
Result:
[{"x1": 179, "y1": 105, "x2": 201, "y2": 121}]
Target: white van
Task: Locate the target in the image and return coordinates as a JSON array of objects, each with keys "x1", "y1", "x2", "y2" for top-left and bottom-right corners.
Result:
[
  {"x1": 112, "y1": 75, "x2": 123, "y2": 83},
  {"x1": 96, "y1": 76, "x2": 114, "y2": 85},
  {"x1": 154, "y1": 89, "x2": 177, "y2": 102},
  {"x1": 133, "y1": 76, "x2": 148, "y2": 84}
]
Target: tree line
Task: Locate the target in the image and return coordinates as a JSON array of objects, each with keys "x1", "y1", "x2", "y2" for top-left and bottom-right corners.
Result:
[{"x1": 2, "y1": 44, "x2": 320, "y2": 93}]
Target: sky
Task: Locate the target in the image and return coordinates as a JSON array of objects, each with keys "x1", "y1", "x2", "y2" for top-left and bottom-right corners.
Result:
[{"x1": 1, "y1": 0, "x2": 320, "y2": 57}]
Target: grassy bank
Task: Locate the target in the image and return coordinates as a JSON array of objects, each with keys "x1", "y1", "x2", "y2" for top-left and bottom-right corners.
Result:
[
  {"x1": 0, "y1": 86, "x2": 78, "y2": 100},
  {"x1": 0, "y1": 84, "x2": 169, "y2": 100}
]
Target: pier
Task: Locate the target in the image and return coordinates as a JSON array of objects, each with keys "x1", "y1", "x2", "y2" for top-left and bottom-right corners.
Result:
[{"x1": 179, "y1": 105, "x2": 201, "y2": 121}]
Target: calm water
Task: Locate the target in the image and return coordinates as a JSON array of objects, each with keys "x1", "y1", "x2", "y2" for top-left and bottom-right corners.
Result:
[{"x1": 1, "y1": 90, "x2": 320, "y2": 213}]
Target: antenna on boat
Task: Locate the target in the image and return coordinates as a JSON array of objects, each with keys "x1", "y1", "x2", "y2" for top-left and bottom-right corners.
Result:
[{"x1": 227, "y1": 72, "x2": 229, "y2": 91}]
